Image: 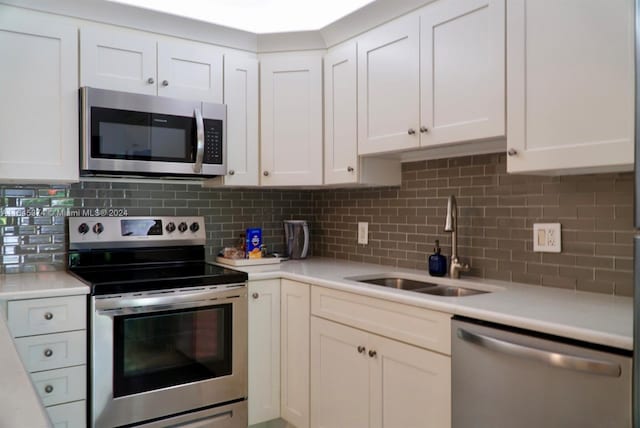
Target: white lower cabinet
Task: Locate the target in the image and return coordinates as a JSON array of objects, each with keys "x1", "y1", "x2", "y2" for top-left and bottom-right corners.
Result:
[
  {"x1": 248, "y1": 280, "x2": 281, "y2": 425},
  {"x1": 6, "y1": 294, "x2": 87, "y2": 428},
  {"x1": 280, "y1": 280, "x2": 310, "y2": 428},
  {"x1": 311, "y1": 317, "x2": 451, "y2": 428},
  {"x1": 47, "y1": 400, "x2": 87, "y2": 428}
]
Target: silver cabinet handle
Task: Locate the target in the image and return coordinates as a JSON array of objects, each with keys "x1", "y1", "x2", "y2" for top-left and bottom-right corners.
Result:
[
  {"x1": 507, "y1": 148, "x2": 518, "y2": 156},
  {"x1": 44, "y1": 349, "x2": 53, "y2": 358},
  {"x1": 193, "y1": 108, "x2": 204, "y2": 174},
  {"x1": 407, "y1": 128, "x2": 416, "y2": 135},
  {"x1": 252, "y1": 292, "x2": 259, "y2": 299},
  {"x1": 420, "y1": 126, "x2": 429, "y2": 133},
  {"x1": 456, "y1": 328, "x2": 621, "y2": 377},
  {"x1": 228, "y1": 170, "x2": 235, "y2": 176},
  {"x1": 44, "y1": 312, "x2": 53, "y2": 320},
  {"x1": 147, "y1": 77, "x2": 155, "y2": 84},
  {"x1": 347, "y1": 166, "x2": 354, "y2": 172},
  {"x1": 44, "y1": 385, "x2": 54, "y2": 394},
  {"x1": 368, "y1": 349, "x2": 377, "y2": 358},
  {"x1": 357, "y1": 345, "x2": 366, "y2": 354},
  {"x1": 263, "y1": 171, "x2": 270, "y2": 177},
  {"x1": 162, "y1": 80, "x2": 169, "y2": 86}
]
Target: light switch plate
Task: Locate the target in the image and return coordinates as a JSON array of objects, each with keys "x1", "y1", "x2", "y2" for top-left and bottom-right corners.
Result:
[
  {"x1": 357, "y1": 222, "x2": 368, "y2": 245},
  {"x1": 533, "y1": 223, "x2": 561, "y2": 253}
]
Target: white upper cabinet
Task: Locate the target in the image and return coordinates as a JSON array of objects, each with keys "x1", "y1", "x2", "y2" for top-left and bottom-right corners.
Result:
[
  {"x1": 80, "y1": 27, "x2": 157, "y2": 95},
  {"x1": 357, "y1": 15, "x2": 420, "y2": 155},
  {"x1": 420, "y1": 0, "x2": 505, "y2": 147},
  {"x1": 157, "y1": 39, "x2": 223, "y2": 103},
  {"x1": 324, "y1": 42, "x2": 401, "y2": 187},
  {"x1": 506, "y1": 0, "x2": 634, "y2": 174},
  {"x1": 0, "y1": 7, "x2": 78, "y2": 183},
  {"x1": 81, "y1": 26, "x2": 223, "y2": 102},
  {"x1": 205, "y1": 54, "x2": 259, "y2": 187},
  {"x1": 260, "y1": 53, "x2": 323, "y2": 186},
  {"x1": 325, "y1": 42, "x2": 359, "y2": 184}
]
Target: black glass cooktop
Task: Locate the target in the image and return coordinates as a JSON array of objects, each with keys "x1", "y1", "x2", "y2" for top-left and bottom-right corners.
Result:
[{"x1": 68, "y1": 246, "x2": 247, "y2": 295}]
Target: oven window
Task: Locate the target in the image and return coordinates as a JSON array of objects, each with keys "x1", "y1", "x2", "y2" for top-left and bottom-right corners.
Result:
[{"x1": 113, "y1": 304, "x2": 232, "y2": 397}]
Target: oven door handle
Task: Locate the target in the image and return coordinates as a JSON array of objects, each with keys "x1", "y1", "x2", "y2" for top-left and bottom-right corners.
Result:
[
  {"x1": 94, "y1": 286, "x2": 245, "y2": 314},
  {"x1": 96, "y1": 299, "x2": 236, "y2": 317}
]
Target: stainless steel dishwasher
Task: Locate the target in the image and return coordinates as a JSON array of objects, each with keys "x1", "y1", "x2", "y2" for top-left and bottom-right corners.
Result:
[{"x1": 452, "y1": 317, "x2": 631, "y2": 428}]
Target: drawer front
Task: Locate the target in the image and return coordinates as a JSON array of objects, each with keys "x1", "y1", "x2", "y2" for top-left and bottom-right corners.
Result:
[
  {"x1": 311, "y1": 286, "x2": 451, "y2": 355},
  {"x1": 47, "y1": 400, "x2": 86, "y2": 428},
  {"x1": 31, "y1": 365, "x2": 86, "y2": 407},
  {"x1": 8, "y1": 295, "x2": 86, "y2": 337},
  {"x1": 15, "y1": 330, "x2": 86, "y2": 372}
]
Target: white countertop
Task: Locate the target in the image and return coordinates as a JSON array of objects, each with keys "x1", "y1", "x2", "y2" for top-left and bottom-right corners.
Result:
[
  {"x1": 0, "y1": 271, "x2": 90, "y2": 299},
  {"x1": 230, "y1": 257, "x2": 633, "y2": 350},
  {"x1": 0, "y1": 271, "x2": 89, "y2": 428}
]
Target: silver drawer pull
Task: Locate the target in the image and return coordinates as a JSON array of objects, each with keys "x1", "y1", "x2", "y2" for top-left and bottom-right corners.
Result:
[
  {"x1": 44, "y1": 312, "x2": 53, "y2": 320},
  {"x1": 457, "y1": 328, "x2": 622, "y2": 377},
  {"x1": 252, "y1": 292, "x2": 259, "y2": 299},
  {"x1": 43, "y1": 349, "x2": 53, "y2": 358},
  {"x1": 44, "y1": 385, "x2": 54, "y2": 394}
]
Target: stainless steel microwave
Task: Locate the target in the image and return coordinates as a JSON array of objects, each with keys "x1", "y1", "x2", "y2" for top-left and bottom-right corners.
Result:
[{"x1": 80, "y1": 87, "x2": 226, "y2": 178}]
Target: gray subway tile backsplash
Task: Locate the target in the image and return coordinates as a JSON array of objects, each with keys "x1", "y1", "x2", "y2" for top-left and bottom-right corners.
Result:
[{"x1": 0, "y1": 154, "x2": 633, "y2": 297}]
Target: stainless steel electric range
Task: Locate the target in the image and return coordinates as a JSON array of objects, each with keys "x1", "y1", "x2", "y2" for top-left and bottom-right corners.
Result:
[{"x1": 68, "y1": 216, "x2": 248, "y2": 428}]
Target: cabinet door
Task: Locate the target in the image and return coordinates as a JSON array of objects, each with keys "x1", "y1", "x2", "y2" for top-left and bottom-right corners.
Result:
[
  {"x1": 506, "y1": 0, "x2": 634, "y2": 174},
  {"x1": 80, "y1": 26, "x2": 157, "y2": 95},
  {"x1": 157, "y1": 39, "x2": 223, "y2": 103},
  {"x1": 420, "y1": 0, "x2": 505, "y2": 147},
  {"x1": 260, "y1": 54, "x2": 323, "y2": 186},
  {"x1": 248, "y1": 280, "x2": 281, "y2": 425},
  {"x1": 357, "y1": 14, "x2": 420, "y2": 155},
  {"x1": 310, "y1": 317, "x2": 370, "y2": 428},
  {"x1": 47, "y1": 400, "x2": 87, "y2": 428},
  {"x1": 222, "y1": 54, "x2": 259, "y2": 186},
  {"x1": 281, "y1": 280, "x2": 310, "y2": 428},
  {"x1": 324, "y1": 42, "x2": 358, "y2": 185},
  {"x1": 0, "y1": 8, "x2": 78, "y2": 183},
  {"x1": 369, "y1": 334, "x2": 451, "y2": 428}
]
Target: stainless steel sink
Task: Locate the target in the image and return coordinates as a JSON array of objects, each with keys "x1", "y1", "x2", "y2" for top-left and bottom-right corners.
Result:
[
  {"x1": 353, "y1": 276, "x2": 488, "y2": 297},
  {"x1": 357, "y1": 277, "x2": 440, "y2": 290}
]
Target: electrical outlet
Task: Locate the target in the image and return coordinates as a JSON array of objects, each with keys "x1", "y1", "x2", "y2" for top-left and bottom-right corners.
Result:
[
  {"x1": 357, "y1": 222, "x2": 368, "y2": 245},
  {"x1": 533, "y1": 223, "x2": 561, "y2": 253}
]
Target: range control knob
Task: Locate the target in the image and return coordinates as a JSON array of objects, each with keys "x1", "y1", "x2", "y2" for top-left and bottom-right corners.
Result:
[
  {"x1": 189, "y1": 222, "x2": 200, "y2": 233},
  {"x1": 78, "y1": 223, "x2": 89, "y2": 235},
  {"x1": 92, "y1": 223, "x2": 104, "y2": 235},
  {"x1": 178, "y1": 222, "x2": 188, "y2": 233},
  {"x1": 166, "y1": 222, "x2": 176, "y2": 233}
]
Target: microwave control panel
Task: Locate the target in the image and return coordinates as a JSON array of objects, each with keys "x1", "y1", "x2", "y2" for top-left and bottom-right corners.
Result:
[{"x1": 203, "y1": 119, "x2": 223, "y2": 165}]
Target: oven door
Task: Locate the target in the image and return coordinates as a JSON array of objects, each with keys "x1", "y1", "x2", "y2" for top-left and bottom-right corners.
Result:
[{"x1": 91, "y1": 286, "x2": 247, "y2": 428}]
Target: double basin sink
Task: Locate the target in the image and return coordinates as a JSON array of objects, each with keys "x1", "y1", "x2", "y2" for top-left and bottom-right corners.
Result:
[{"x1": 349, "y1": 275, "x2": 489, "y2": 297}]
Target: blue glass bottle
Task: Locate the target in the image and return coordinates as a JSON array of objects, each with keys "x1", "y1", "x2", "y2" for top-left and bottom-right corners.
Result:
[{"x1": 428, "y1": 240, "x2": 447, "y2": 277}]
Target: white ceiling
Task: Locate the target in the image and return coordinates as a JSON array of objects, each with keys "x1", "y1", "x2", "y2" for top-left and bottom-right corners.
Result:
[{"x1": 106, "y1": 0, "x2": 376, "y2": 34}]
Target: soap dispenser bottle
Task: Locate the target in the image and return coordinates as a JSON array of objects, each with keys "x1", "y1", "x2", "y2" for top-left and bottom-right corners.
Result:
[{"x1": 428, "y1": 240, "x2": 447, "y2": 277}]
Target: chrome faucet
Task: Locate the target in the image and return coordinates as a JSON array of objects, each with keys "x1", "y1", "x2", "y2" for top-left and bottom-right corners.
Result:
[{"x1": 444, "y1": 195, "x2": 470, "y2": 279}]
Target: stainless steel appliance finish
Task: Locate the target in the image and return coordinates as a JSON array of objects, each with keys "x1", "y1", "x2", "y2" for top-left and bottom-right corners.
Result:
[
  {"x1": 80, "y1": 87, "x2": 227, "y2": 178},
  {"x1": 92, "y1": 285, "x2": 247, "y2": 428},
  {"x1": 634, "y1": 0, "x2": 640, "y2": 423},
  {"x1": 68, "y1": 216, "x2": 248, "y2": 428},
  {"x1": 452, "y1": 318, "x2": 632, "y2": 428},
  {"x1": 284, "y1": 220, "x2": 310, "y2": 259}
]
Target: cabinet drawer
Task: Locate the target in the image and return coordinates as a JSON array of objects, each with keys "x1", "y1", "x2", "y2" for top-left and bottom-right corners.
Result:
[
  {"x1": 31, "y1": 365, "x2": 86, "y2": 407},
  {"x1": 47, "y1": 400, "x2": 86, "y2": 428},
  {"x1": 311, "y1": 286, "x2": 451, "y2": 355},
  {"x1": 15, "y1": 330, "x2": 86, "y2": 372},
  {"x1": 8, "y1": 295, "x2": 86, "y2": 337}
]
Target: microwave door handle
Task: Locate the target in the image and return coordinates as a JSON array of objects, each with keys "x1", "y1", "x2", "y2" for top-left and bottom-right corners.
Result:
[{"x1": 193, "y1": 107, "x2": 205, "y2": 173}]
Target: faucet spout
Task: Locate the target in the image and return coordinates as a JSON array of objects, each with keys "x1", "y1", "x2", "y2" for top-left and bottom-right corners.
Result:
[{"x1": 444, "y1": 195, "x2": 470, "y2": 279}]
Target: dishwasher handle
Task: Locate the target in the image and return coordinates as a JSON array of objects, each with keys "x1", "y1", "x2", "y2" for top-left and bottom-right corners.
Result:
[{"x1": 456, "y1": 327, "x2": 622, "y2": 377}]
